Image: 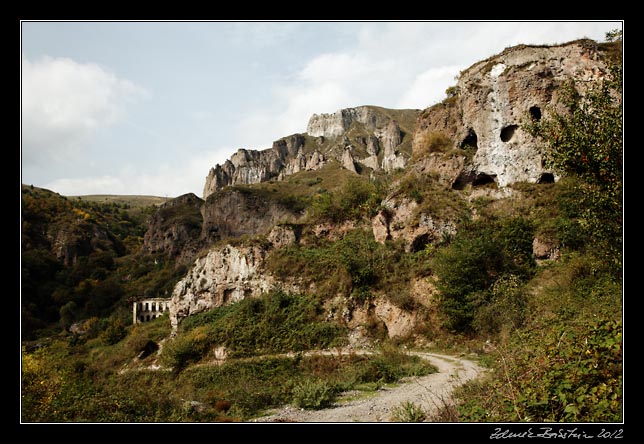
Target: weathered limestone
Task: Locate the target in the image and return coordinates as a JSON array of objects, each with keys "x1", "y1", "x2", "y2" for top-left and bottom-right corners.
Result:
[{"x1": 413, "y1": 39, "x2": 611, "y2": 188}]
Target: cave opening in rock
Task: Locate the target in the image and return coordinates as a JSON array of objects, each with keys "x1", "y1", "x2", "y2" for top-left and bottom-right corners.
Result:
[
  {"x1": 411, "y1": 233, "x2": 431, "y2": 253},
  {"x1": 537, "y1": 172, "x2": 555, "y2": 184},
  {"x1": 529, "y1": 106, "x2": 542, "y2": 121},
  {"x1": 472, "y1": 173, "x2": 497, "y2": 186},
  {"x1": 460, "y1": 129, "x2": 478, "y2": 151},
  {"x1": 500, "y1": 125, "x2": 518, "y2": 142}
]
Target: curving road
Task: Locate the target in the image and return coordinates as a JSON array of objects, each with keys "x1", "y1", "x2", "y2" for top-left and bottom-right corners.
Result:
[{"x1": 252, "y1": 351, "x2": 485, "y2": 423}]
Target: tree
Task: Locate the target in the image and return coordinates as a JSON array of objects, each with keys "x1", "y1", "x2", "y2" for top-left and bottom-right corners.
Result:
[
  {"x1": 526, "y1": 58, "x2": 622, "y2": 272},
  {"x1": 605, "y1": 29, "x2": 622, "y2": 42}
]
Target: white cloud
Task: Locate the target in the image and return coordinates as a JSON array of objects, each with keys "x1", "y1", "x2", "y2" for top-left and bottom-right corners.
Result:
[
  {"x1": 246, "y1": 21, "x2": 621, "y2": 142},
  {"x1": 44, "y1": 148, "x2": 231, "y2": 198},
  {"x1": 21, "y1": 55, "x2": 145, "y2": 166},
  {"x1": 397, "y1": 65, "x2": 465, "y2": 109}
]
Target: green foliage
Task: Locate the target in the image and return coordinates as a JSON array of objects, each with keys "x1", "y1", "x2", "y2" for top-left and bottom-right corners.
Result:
[
  {"x1": 21, "y1": 185, "x2": 160, "y2": 339},
  {"x1": 390, "y1": 401, "x2": 427, "y2": 422},
  {"x1": 22, "y1": 332, "x2": 436, "y2": 421},
  {"x1": 472, "y1": 275, "x2": 527, "y2": 336},
  {"x1": 165, "y1": 291, "x2": 346, "y2": 369},
  {"x1": 268, "y1": 228, "x2": 429, "y2": 306},
  {"x1": 525, "y1": 61, "x2": 622, "y2": 274},
  {"x1": 100, "y1": 317, "x2": 128, "y2": 345},
  {"x1": 458, "y1": 319, "x2": 622, "y2": 422},
  {"x1": 307, "y1": 178, "x2": 385, "y2": 223},
  {"x1": 432, "y1": 218, "x2": 535, "y2": 333},
  {"x1": 291, "y1": 379, "x2": 336, "y2": 409}
]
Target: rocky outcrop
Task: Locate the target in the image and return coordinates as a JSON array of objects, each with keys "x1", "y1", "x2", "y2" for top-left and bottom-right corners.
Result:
[
  {"x1": 168, "y1": 244, "x2": 283, "y2": 330},
  {"x1": 532, "y1": 236, "x2": 560, "y2": 261},
  {"x1": 307, "y1": 106, "x2": 393, "y2": 138},
  {"x1": 342, "y1": 147, "x2": 358, "y2": 173},
  {"x1": 267, "y1": 224, "x2": 301, "y2": 249},
  {"x1": 143, "y1": 193, "x2": 204, "y2": 265},
  {"x1": 372, "y1": 194, "x2": 457, "y2": 252},
  {"x1": 202, "y1": 134, "x2": 323, "y2": 200},
  {"x1": 201, "y1": 188, "x2": 304, "y2": 244},
  {"x1": 203, "y1": 106, "x2": 419, "y2": 200},
  {"x1": 413, "y1": 39, "x2": 612, "y2": 188}
]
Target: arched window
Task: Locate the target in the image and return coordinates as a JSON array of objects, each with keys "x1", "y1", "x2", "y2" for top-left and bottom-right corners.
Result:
[
  {"x1": 152, "y1": 302, "x2": 156, "y2": 312},
  {"x1": 145, "y1": 302, "x2": 149, "y2": 311},
  {"x1": 146, "y1": 315, "x2": 150, "y2": 322}
]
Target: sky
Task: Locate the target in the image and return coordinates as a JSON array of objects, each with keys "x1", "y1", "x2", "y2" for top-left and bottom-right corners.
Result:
[{"x1": 20, "y1": 21, "x2": 622, "y2": 198}]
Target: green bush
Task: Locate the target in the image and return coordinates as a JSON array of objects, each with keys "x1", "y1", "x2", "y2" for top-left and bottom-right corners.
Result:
[
  {"x1": 390, "y1": 401, "x2": 427, "y2": 422},
  {"x1": 171, "y1": 291, "x2": 347, "y2": 362},
  {"x1": 307, "y1": 178, "x2": 385, "y2": 223},
  {"x1": 458, "y1": 319, "x2": 622, "y2": 422},
  {"x1": 291, "y1": 379, "x2": 336, "y2": 409},
  {"x1": 432, "y1": 218, "x2": 536, "y2": 333}
]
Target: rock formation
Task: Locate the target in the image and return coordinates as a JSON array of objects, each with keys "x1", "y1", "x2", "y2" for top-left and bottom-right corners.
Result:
[
  {"x1": 143, "y1": 193, "x2": 204, "y2": 265},
  {"x1": 413, "y1": 39, "x2": 612, "y2": 188},
  {"x1": 202, "y1": 106, "x2": 419, "y2": 199},
  {"x1": 168, "y1": 244, "x2": 281, "y2": 330},
  {"x1": 201, "y1": 187, "x2": 304, "y2": 244}
]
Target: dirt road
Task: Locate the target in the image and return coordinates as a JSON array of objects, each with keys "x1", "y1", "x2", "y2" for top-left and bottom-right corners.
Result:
[{"x1": 252, "y1": 351, "x2": 485, "y2": 423}]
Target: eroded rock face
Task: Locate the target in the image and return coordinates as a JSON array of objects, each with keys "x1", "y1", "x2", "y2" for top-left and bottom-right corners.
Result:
[
  {"x1": 532, "y1": 236, "x2": 560, "y2": 261},
  {"x1": 374, "y1": 298, "x2": 418, "y2": 339},
  {"x1": 203, "y1": 106, "x2": 418, "y2": 200},
  {"x1": 201, "y1": 188, "x2": 304, "y2": 244},
  {"x1": 143, "y1": 193, "x2": 204, "y2": 265},
  {"x1": 169, "y1": 244, "x2": 278, "y2": 330},
  {"x1": 307, "y1": 106, "x2": 393, "y2": 138},
  {"x1": 203, "y1": 134, "x2": 326, "y2": 200},
  {"x1": 413, "y1": 40, "x2": 611, "y2": 188},
  {"x1": 267, "y1": 224, "x2": 300, "y2": 249},
  {"x1": 372, "y1": 194, "x2": 457, "y2": 251}
]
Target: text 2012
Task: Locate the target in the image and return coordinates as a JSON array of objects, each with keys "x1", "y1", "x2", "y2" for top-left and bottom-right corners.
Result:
[{"x1": 489, "y1": 427, "x2": 623, "y2": 439}]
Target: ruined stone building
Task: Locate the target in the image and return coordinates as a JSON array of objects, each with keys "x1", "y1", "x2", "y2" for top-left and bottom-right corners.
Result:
[{"x1": 133, "y1": 298, "x2": 170, "y2": 324}]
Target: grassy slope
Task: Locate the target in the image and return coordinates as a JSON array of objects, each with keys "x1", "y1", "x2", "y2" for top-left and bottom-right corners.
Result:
[{"x1": 67, "y1": 194, "x2": 172, "y2": 208}]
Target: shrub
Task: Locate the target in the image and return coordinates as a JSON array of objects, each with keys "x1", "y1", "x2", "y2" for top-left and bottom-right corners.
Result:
[
  {"x1": 307, "y1": 178, "x2": 385, "y2": 223},
  {"x1": 390, "y1": 401, "x2": 427, "y2": 422},
  {"x1": 458, "y1": 319, "x2": 622, "y2": 422},
  {"x1": 413, "y1": 131, "x2": 452, "y2": 159},
  {"x1": 291, "y1": 379, "x2": 336, "y2": 409},
  {"x1": 171, "y1": 291, "x2": 347, "y2": 361},
  {"x1": 432, "y1": 218, "x2": 536, "y2": 333}
]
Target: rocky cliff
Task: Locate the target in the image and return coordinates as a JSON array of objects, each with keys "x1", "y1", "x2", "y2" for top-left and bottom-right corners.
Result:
[
  {"x1": 412, "y1": 39, "x2": 612, "y2": 188},
  {"x1": 142, "y1": 193, "x2": 204, "y2": 265},
  {"x1": 202, "y1": 106, "x2": 420, "y2": 200},
  {"x1": 201, "y1": 187, "x2": 305, "y2": 244},
  {"x1": 168, "y1": 226, "x2": 301, "y2": 330}
]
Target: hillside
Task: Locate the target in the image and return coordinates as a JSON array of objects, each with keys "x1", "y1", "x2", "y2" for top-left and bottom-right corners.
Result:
[
  {"x1": 68, "y1": 194, "x2": 171, "y2": 208},
  {"x1": 21, "y1": 36, "x2": 622, "y2": 424}
]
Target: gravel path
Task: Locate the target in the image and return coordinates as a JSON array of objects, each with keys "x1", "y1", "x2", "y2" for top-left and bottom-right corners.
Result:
[{"x1": 251, "y1": 351, "x2": 485, "y2": 423}]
